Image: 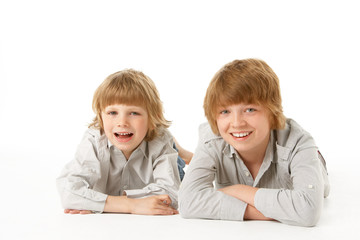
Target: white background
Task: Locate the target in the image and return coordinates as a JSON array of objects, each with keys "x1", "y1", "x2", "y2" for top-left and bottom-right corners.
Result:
[{"x1": 1, "y1": 0, "x2": 359, "y2": 239}]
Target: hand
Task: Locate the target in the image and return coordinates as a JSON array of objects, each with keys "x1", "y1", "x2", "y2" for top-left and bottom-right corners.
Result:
[
  {"x1": 64, "y1": 209, "x2": 93, "y2": 214},
  {"x1": 130, "y1": 195, "x2": 178, "y2": 215}
]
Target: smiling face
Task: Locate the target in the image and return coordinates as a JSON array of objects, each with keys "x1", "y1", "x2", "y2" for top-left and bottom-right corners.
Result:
[
  {"x1": 101, "y1": 104, "x2": 149, "y2": 160},
  {"x1": 216, "y1": 103, "x2": 271, "y2": 161}
]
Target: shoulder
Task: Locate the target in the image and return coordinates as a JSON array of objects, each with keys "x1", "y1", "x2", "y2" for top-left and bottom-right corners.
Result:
[
  {"x1": 150, "y1": 128, "x2": 173, "y2": 144},
  {"x1": 275, "y1": 118, "x2": 316, "y2": 151},
  {"x1": 81, "y1": 128, "x2": 109, "y2": 150},
  {"x1": 147, "y1": 128, "x2": 175, "y2": 154},
  {"x1": 85, "y1": 128, "x2": 101, "y2": 138},
  {"x1": 198, "y1": 122, "x2": 222, "y2": 144},
  {"x1": 197, "y1": 122, "x2": 227, "y2": 153}
]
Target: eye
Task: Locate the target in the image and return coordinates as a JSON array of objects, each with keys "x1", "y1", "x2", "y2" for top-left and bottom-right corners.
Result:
[
  {"x1": 220, "y1": 110, "x2": 230, "y2": 114},
  {"x1": 245, "y1": 108, "x2": 256, "y2": 113},
  {"x1": 130, "y1": 112, "x2": 140, "y2": 116},
  {"x1": 108, "y1": 111, "x2": 117, "y2": 116}
]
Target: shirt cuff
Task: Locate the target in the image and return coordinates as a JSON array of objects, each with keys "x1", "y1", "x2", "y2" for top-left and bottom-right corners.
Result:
[
  {"x1": 86, "y1": 197, "x2": 107, "y2": 213},
  {"x1": 124, "y1": 189, "x2": 152, "y2": 199},
  {"x1": 254, "y1": 188, "x2": 277, "y2": 217},
  {"x1": 62, "y1": 189, "x2": 108, "y2": 213},
  {"x1": 220, "y1": 194, "x2": 247, "y2": 221}
]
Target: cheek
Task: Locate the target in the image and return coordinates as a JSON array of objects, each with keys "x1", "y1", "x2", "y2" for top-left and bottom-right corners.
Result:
[
  {"x1": 137, "y1": 119, "x2": 149, "y2": 134},
  {"x1": 263, "y1": 115, "x2": 272, "y2": 129},
  {"x1": 257, "y1": 117, "x2": 271, "y2": 134},
  {"x1": 102, "y1": 118, "x2": 113, "y2": 133},
  {"x1": 216, "y1": 119, "x2": 226, "y2": 134}
]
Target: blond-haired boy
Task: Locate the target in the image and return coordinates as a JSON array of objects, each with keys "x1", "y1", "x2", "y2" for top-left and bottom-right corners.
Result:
[
  {"x1": 57, "y1": 69, "x2": 185, "y2": 215},
  {"x1": 179, "y1": 59, "x2": 330, "y2": 226}
]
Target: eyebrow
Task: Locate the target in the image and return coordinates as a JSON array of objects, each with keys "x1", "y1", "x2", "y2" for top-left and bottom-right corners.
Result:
[{"x1": 104, "y1": 105, "x2": 146, "y2": 111}]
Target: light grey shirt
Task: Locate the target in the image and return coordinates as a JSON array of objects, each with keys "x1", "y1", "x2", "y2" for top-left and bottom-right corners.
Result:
[
  {"x1": 179, "y1": 119, "x2": 330, "y2": 227},
  {"x1": 56, "y1": 128, "x2": 181, "y2": 213}
]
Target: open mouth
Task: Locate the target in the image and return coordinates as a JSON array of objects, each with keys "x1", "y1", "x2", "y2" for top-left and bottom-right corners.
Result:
[
  {"x1": 231, "y1": 131, "x2": 252, "y2": 138},
  {"x1": 114, "y1": 132, "x2": 134, "y2": 139}
]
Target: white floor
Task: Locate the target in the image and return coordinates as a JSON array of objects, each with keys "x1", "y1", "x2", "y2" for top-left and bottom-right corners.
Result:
[
  {"x1": 1, "y1": 1, "x2": 360, "y2": 239},
  {"x1": 1, "y1": 150, "x2": 359, "y2": 240}
]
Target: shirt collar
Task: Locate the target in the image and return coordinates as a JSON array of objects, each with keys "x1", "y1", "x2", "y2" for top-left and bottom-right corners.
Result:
[
  {"x1": 107, "y1": 139, "x2": 147, "y2": 160},
  {"x1": 223, "y1": 130, "x2": 276, "y2": 164},
  {"x1": 224, "y1": 144, "x2": 236, "y2": 158}
]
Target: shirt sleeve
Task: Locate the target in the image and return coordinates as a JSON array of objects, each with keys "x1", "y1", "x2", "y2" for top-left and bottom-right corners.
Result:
[
  {"x1": 254, "y1": 147, "x2": 325, "y2": 226},
  {"x1": 124, "y1": 139, "x2": 181, "y2": 209},
  {"x1": 179, "y1": 140, "x2": 248, "y2": 220},
  {"x1": 56, "y1": 131, "x2": 108, "y2": 213}
]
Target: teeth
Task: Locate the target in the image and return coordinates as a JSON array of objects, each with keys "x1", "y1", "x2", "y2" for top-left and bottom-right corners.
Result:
[
  {"x1": 115, "y1": 132, "x2": 132, "y2": 136},
  {"x1": 232, "y1": 132, "x2": 250, "y2": 138}
]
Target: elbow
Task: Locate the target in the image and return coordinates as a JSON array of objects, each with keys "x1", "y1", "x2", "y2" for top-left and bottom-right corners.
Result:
[
  {"x1": 57, "y1": 186, "x2": 74, "y2": 210},
  {"x1": 288, "y1": 200, "x2": 322, "y2": 227},
  {"x1": 56, "y1": 179, "x2": 67, "y2": 208},
  {"x1": 56, "y1": 179, "x2": 71, "y2": 209},
  {"x1": 179, "y1": 208, "x2": 192, "y2": 219},
  {"x1": 298, "y1": 193, "x2": 324, "y2": 227},
  {"x1": 178, "y1": 196, "x2": 192, "y2": 218},
  {"x1": 178, "y1": 201, "x2": 196, "y2": 219},
  {"x1": 277, "y1": 189, "x2": 324, "y2": 227},
  {"x1": 295, "y1": 216, "x2": 319, "y2": 227},
  {"x1": 178, "y1": 189, "x2": 198, "y2": 219},
  {"x1": 297, "y1": 206, "x2": 321, "y2": 227},
  {"x1": 56, "y1": 179, "x2": 81, "y2": 210}
]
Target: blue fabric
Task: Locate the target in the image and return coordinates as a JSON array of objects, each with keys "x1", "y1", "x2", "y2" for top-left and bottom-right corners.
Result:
[{"x1": 173, "y1": 143, "x2": 185, "y2": 181}]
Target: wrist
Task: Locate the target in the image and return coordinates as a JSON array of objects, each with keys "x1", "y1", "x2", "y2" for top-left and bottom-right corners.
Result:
[{"x1": 104, "y1": 195, "x2": 133, "y2": 213}]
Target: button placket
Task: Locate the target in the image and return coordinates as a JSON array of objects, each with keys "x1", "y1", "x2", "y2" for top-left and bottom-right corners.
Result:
[{"x1": 121, "y1": 163, "x2": 130, "y2": 191}]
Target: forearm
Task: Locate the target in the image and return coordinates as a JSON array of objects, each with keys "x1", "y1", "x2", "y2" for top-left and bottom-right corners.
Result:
[
  {"x1": 218, "y1": 184, "x2": 273, "y2": 221},
  {"x1": 57, "y1": 180, "x2": 108, "y2": 213},
  {"x1": 244, "y1": 204, "x2": 273, "y2": 221},
  {"x1": 218, "y1": 184, "x2": 258, "y2": 206},
  {"x1": 254, "y1": 188, "x2": 323, "y2": 226},
  {"x1": 179, "y1": 187, "x2": 247, "y2": 220},
  {"x1": 104, "y1": 195, "x2": 178, "y2": 215},
  {"x1": 103, "y1": 195, "x2": 132, "y2": 213}
]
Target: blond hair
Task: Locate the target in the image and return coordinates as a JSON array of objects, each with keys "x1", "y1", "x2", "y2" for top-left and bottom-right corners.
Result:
[
  {"x1": 89, "y1": 69, "x2": 170, "y2": 141},
  {"x1": 204, "y1": 58, "x2": 286, "y2": 135}
]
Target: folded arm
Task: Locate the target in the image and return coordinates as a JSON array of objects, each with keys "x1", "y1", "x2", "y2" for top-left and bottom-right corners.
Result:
[{"x1": 217, "y1": 185, "x2": 273, "y2": 221}]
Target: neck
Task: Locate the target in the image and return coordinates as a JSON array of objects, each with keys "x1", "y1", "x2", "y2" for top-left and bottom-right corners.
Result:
[{"x1": 238, "y1": 134, "x2": 270, "y2": 178}]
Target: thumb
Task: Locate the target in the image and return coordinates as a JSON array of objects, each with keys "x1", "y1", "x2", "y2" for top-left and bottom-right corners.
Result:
[{"x1": 158, "y1": 194, "x2": 172, "y2": 205}]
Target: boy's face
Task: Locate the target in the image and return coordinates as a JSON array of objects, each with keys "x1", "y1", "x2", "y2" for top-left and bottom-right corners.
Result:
[
  {"x1": 101, "y1": 104, "x2": 149, "y2": 160},
  {"x1": 216, "y1": 103, "x2": 271, "y2": 160}
]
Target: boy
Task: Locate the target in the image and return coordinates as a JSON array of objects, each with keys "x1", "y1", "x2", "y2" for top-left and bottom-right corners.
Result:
[
  {"x1": 57, "y1": 69, "x2": 183, "y2": 215},
  {"x1": 179, "y1": 59, "x2": 330, "y2": 226}
]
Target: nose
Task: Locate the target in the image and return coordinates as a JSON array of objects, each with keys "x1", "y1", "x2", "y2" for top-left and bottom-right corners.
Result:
[
  {"x1": 116, "y1": 113, "x2": 129, "y2": 127},
  {"x1": 231, "y1": 111, "x2": 246, "y2": 128}
]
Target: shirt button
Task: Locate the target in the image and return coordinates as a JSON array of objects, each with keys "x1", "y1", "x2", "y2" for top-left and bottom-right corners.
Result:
[
  {"x1": 245, "y1": 171, "x2": 250, "y2": 177},
  {"x1": 308, "y1": 184, "x2": 314, "y2": 189},
  {"x1": 123, "y1": 185, "x2": 128, "y2": 189}
]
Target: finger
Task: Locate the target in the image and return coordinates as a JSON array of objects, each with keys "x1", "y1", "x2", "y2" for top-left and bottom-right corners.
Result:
[
  {"x1": 80, "y1": 210, "x2": 92, "y2": 214},
  {"x1": 154, "y1": 202, "x2": 178, "y2": 214},
  {"x1": 64, "y1": 209, "x2": 81, "y2": 214},
  {"x1": 154, "y1": 208, "x2": 179, "y2": 215},
  {"x1": 69, "y1": 209, "x2": 81, "y2": 214}
]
